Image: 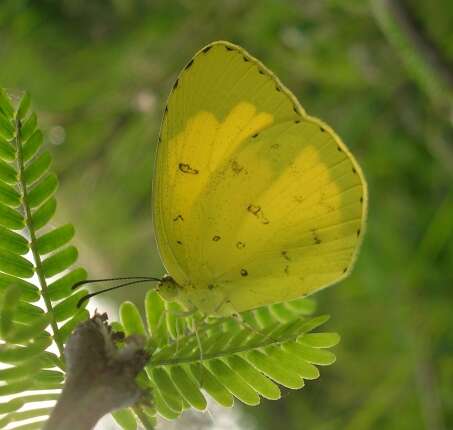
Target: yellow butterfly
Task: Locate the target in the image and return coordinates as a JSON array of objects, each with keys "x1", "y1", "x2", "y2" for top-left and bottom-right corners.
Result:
[{"x1": 153, "y1": 41, "x2": 368, "y2": 317}]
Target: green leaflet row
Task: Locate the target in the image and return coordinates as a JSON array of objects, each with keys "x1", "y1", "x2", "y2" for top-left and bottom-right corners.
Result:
[
  {"x1": 113, "y1": 291, "x2": 339, "y2": 429},
  {"x1": 0, "y1": 88, "x2": 89, "y2": 430}
]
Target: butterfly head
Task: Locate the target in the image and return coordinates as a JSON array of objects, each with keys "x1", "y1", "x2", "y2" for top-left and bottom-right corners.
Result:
[{"x1": 157, "y1": 274, "x2": 181, "y2": 301}]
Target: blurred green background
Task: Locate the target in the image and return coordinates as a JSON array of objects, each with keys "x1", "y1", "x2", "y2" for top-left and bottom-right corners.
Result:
[{"x1": 1, "y1": 1, "x2": 452, "y2": 429}]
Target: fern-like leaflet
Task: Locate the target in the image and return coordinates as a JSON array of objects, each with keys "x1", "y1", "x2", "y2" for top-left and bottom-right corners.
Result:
[
  {"x1": 0, "y1": 89, "x2": 88, "y2": 429},
  {"x1": 112, "y1": 292, "x2": 340, "y2": 429}
]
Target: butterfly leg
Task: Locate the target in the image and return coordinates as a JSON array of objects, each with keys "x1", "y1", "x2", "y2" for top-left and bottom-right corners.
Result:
[
  {"x1": 191, "y1": 319, "x2": 205, "y2": 388},
  {"x1": 232, "y1": 310, "x2": 278, "y2": 343}
]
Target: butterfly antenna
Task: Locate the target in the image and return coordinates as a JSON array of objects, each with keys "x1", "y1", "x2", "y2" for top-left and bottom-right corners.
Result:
[
  {"x1": 77, "y1": 278, "x2": 160, "y2": 308},
  {"x1": 72, "y1": 276, "x2": 159, "y2": 290}
]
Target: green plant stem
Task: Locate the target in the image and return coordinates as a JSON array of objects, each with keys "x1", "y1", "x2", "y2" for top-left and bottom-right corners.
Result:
[
  {"x1": 393, "y1": 194, "x2": 451, "y2": 430},
  {"x1": 371, "y1": 0, "x2": 453, "y2": 111},
  {"x1": 14, "y1": 118, "x2": 65, "y2": 359}
]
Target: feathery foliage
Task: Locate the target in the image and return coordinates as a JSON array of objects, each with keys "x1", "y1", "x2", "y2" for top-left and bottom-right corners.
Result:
[
  {"x1": 113, "y1": 292, "x2": 339, "y2": 429},
  {"x1": 0, "y1": 88, "x2": 88, "y2": 429}
]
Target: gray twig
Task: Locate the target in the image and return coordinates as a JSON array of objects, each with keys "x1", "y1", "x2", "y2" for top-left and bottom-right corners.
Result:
[{"x1": 43, "y1": 313, "x2": 149, "y2": 430}]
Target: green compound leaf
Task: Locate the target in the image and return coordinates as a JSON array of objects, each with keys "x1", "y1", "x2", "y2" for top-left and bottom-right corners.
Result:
[
  {"x1": 117, "y1": 292, "x2": 340, "y2": 425},
  {"x1": 0, "y1": 88, "x2": 88, "y2": 428}
]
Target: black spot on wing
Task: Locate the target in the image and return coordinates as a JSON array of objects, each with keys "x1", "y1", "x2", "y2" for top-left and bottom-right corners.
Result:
[
  {"x1": 252, "y1": 133, "x2": 259, "y2": 138},
  {"x1": 343, "y1": 267, "x2": 348, "y2": 273},
  {"x1": 240, "y1": 269, "x2": 248, "y2": 277},
  {"x1": 243, "y1": 56, "x2": 250, "y2": 62},
  {"x1": 173, "y1": 79, "x2": 179, "y2": 90},
  {"x1": 320, "y1": 126, "x2": 325, "y2": 132},
  {"x1": 202, "y1": 46, "x2": 212, "y2": 54},
  {"x1": 311, "y1": 229, "x2": 321, "y2": 245},
  {"x1": 281, "y1": 251, "x2": 291, "y2": 261},
  {"x1": 173, "y1": 214, "x2": 184, "y2": 222},
  {"x1": 352, "y1": 167, "x2": 357, "y2": 174},
  {"x1": 258, "y1": 69, "x2": 265, "y2": 75},
  {"x1": 337, "y1": 146, "x2": 343, "y2": 152},
  {"x1": 177, "y1": 240, "x2": 183, "y2": 245},
  {"x1": 212, "y1": 235, "x2": 221, "y2": 242},
  {"x1": 294, "y1": 119, "x2": 301, "y2": 124},
  {"x1": 178, "y1": 163, "x2": 199, "y2": 174},
  {"x1": 231, "y1": 160, "x2": 246, "y2": 175},
  {"x1": 247, "y1": 204, "x2": 270, "y2": 224},
  {"x1": 226, "y1": 46, "x2": 234, "y2": 51},
  {"x1": 357, "y1": 229, "x2": 361, "y2": 236},
  {"x1": 247, "y1": 204, "x2": 260, "y2": 215},
  {"x1": 236, "y1": 241, "x2": 245, "y2": 249},
  {"x1": 185, "y1": 59, "x2": 194, "y2": 70}
]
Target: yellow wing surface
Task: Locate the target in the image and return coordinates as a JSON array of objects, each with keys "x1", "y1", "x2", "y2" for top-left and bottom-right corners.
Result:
[{"x1": 153, "y1": 41, "x2": 368, "y2": 316}]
